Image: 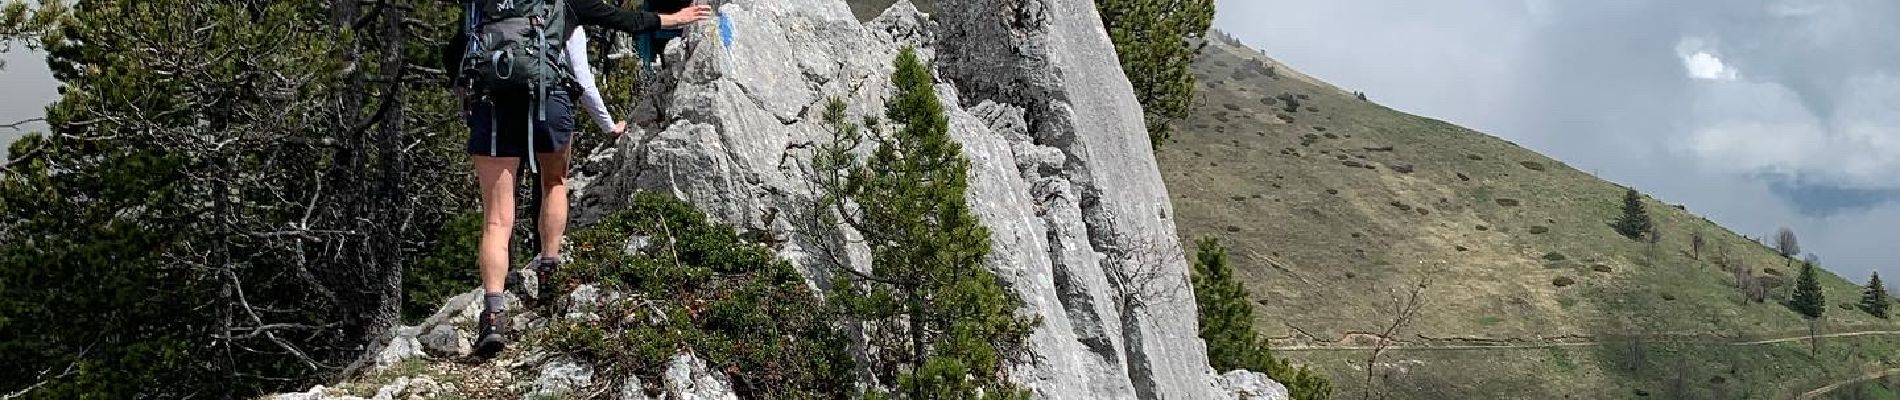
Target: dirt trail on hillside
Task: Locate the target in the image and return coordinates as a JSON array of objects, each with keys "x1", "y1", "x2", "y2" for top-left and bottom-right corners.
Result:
[
  {"x1": 1272, "y1": 330, "x2": 1900, "y2": 351},
  {"x1": 1797, "y1": 367, "x2": 1900, "y2": 399},
  {"x1": 1729, "y1": 330, "x2": 1900, "y2": 346}
]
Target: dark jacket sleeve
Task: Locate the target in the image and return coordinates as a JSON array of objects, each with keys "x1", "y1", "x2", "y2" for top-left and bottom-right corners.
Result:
[
  {"x1": 569, "y1": 0, "x2": 663, "y2": 34},
  {"x1": 441, "y1": 26, "x2": 468, "y2": 87}
]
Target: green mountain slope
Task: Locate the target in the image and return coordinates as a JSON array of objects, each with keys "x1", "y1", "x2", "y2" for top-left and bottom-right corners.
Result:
[{"x1": 1162, "y1": 33, "x2": 1900, "y2": 399}]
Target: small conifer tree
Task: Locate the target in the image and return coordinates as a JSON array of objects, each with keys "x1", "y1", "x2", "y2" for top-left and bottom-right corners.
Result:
[
  {"x1": 820, "y1": 47, "x2": 1033, "y2": 400},
  {"x1": 1862, "y1": 272, "x2": 1890, "y2": 319},
  {"x1": 1791, "y1": 261, "x2": 1826, "y2": 352},
  {"x1": 1791, "y1": 262, "x2": 1826, "y2": 319},
  {"x1": 1192, "y1": 237, "x2": 1332, "y2": 400},
  {"x1": 1612, "y1": 188, "x2": 1652, "y2": 241}
]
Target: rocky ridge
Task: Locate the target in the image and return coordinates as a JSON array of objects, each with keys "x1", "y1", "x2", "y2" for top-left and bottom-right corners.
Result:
[{"x1": 269, "y1": 1, "x2": 1283, "y2": 399}]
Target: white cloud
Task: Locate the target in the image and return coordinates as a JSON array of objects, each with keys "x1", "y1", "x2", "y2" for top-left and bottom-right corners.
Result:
[
  {"x1": 1683, "y1": 120, "x2": 1823, "y2": 176},
  {"x1": 1682, "y1": 52, "x2": 1738, "y2": 80},
  {"x1": 1679, "y1": 73, "x2": 1900, "y2": 189},
  {"x1": 1677, "y1": 38, "x2": 1738, "y2": 81}
]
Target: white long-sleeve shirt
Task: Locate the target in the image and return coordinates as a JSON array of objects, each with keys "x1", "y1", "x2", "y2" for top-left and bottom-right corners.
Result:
[{"x1": 566, "y1": 28, "x2": 616, "y2": 133}]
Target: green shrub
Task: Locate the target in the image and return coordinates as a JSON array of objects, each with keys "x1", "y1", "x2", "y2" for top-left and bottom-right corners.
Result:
[
  {"x1": 544, "y1": 193, "x2": 852, "y2": 399},
  {"x1": 1193, "y1": 238, "x2": 1333, "y2": 400},
  {"x1": 404, "y1": 213, "x2": 482, "y2": 322}
]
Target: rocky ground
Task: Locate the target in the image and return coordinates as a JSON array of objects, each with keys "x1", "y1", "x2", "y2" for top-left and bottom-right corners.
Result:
[{"x1": 266, "y1": 268, "x2": 1286, "y2": 400}]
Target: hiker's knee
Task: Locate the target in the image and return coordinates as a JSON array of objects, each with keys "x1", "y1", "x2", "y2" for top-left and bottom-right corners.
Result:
[
  {"x1": 539, "y1": 171, "x2": 568, "y2": 189},
  {"x1": 481, "y1": 207, "x2": 514, "y2": 232}
]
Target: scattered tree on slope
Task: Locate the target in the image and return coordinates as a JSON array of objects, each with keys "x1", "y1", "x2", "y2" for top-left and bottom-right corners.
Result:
[
  {"x1": 817, "y1": 47, "x2": 1034, "y2": 400},
  {"x1": 1862, "y1": 272, "x2": 1890, "y2": 319},
  {"x1": 1613, "y1": 188, "x2": 1652, "y2": 241},
  {"x1": 1776, "y1": 227, "x2": 1802, "y2": 269},
  {"x1": 1096, "y1": 0, "x2": 1216, "y2": 146},
  {"x1": 1192, "y1": 237, "x2": 1332, "y2": 400},
  {"x1": 1791, "y1": 260, "x2": 1826, "y2": 353}
]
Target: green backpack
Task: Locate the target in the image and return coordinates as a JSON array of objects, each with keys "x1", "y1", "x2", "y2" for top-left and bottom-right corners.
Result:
[{"x1": 462, "y1": 0, "x2": 574, "y2": 97}]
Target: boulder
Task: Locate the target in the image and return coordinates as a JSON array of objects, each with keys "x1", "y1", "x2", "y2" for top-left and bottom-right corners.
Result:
[
  {"x1": 1218, "y1": 370, "x2": 1291, "y2": 400},
  {"x1": 664, "y1": 353, "x2": 739, "y2": 400},
  {"x1": 530, "y1": 358, "x2": 595, "y2": 398}
]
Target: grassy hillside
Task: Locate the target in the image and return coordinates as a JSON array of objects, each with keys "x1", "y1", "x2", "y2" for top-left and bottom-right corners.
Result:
[{"x1": 1161, "y1": 32, "x2": 1900, "y2": 399}]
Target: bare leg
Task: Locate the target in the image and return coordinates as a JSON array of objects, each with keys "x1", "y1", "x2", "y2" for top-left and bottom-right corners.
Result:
[
  {"x1": 474, "y1": 155, "x2": 519, "y2": 294},
  {"x1": 535, "y1": 148, "x2": 572, "y2": 258}
]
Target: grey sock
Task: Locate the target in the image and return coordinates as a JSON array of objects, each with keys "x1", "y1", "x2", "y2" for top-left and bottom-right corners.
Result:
[{"x1": 484, "y1": 292, "x2": 506, "y2": 313}]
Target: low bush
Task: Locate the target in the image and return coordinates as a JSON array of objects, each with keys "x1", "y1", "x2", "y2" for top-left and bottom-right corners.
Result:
[{"x1": 545, "y1": 193, "x2": 853, "y2": 399}]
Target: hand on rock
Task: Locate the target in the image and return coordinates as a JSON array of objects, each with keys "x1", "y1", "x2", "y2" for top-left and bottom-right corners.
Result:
[{"x1": 659, "y1": 5, "x2": 713, "y2": 28}]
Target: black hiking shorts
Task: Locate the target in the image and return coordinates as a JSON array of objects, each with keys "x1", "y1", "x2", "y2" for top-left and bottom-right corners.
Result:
[{"x1": 465, "y1": 90, "x2": 575, "y2": 158}]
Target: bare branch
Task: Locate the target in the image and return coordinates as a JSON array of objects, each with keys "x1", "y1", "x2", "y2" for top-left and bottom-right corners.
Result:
[
  {"x1": 0, "y1": 117, "x2": 43, "y2": 130},
  {"x1": 1365, "y1": 275, "x2": 1431, "y2": 400},
  {"x1": 0, "y1": 348, "x2": 84, "y2": 400}
]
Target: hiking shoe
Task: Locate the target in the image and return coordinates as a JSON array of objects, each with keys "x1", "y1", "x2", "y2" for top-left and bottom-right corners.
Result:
[
  {"x1": 531, "y1": 256, "x2": 563, "y2": 302},
  {"x1": 473, "y1": 308, "x2": 508, "y2": 358}
]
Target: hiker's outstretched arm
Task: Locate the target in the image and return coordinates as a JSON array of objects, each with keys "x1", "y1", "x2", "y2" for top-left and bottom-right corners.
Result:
[
  {"x1": 564, "y1": 29, "x2": 617, "y2": 134},
  {"x1": 570, "y1": 0, "x2": 662, "y2": 33}
]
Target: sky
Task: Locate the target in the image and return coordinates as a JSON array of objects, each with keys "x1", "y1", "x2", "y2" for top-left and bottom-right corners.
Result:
[
  {"x1": 2, "y1": 1, "x2": 1896, "y2": 283},
  {"x1": 0, "y1": 47, "x2": 56, "y2": 154},
  {"x1": 1212, "y1": 0, "x2": 1900, "y2": 283}
]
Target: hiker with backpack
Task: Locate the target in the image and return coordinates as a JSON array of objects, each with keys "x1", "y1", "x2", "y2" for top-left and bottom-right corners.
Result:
[{"x1": 443, "y1": 0, "x2": 712, "y2": 357}]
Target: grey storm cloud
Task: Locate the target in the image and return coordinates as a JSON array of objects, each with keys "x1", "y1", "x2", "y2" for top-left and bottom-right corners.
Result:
[{"x1": 1214, "y1": 0, "x2": 1900, "y2": 280}]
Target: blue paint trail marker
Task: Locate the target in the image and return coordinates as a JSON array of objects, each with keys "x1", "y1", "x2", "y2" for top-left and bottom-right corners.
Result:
[{"x1": 718, "y1": 7, "x2": 734, "y2": 72}]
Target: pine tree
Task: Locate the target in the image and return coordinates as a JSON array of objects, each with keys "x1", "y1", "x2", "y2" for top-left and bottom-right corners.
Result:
[
  {"x1": 1791, "y1": 260, "x2": 1827, "y2": 353},
  {"x1": 1612, "y1": 188, "x2": 1652, "y2": 240},
  {"x1": 1862, "y1": 272, "x2": 1890, "y2": 319},
  {"x1": 1791, "y1": 262, "x2": 1826, "y2": 319},
  {"x1": 0, "y1": 0, "x2": 69, "y2": 70},
  {"x1": 1096, "y1": 0, "x2": 1216, "y2": 146},
  {"x1": 1192, "y1": 237, "x2": 1332, "y2": 400},
  {"x1": 820, "y1": 47, "x2": 1033, "y2": 400},
  {"x1": 0, "y1": 0, "x2": 468, "y2": 396}
]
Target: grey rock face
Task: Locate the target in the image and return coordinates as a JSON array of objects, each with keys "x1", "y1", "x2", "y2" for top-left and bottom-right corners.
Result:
[
  {"x1": 935, "y1": 0, "x2": 1221, "y2": 398},
  {"x1": 665, "y1": 353, "x2": 739, "y2": 400},
  {"x1": 531, "y1": 358, "x2": 595, "y2": 398},
  {"x1": 373, "y1": 331, "x2": 424, "y2": 370},
  {"x1": 265, "y1": 377, "x2": 439, "y2": 400},
  {"x1": 419, "y1": 324, "x2": 470, "y2": 357},
  {"x1": 564, "y1": 284, "x2": 603, "y2": 322},
  {"x1": 370, "y1": 376, "x2": 440, "y2": 400},
  {"x1": 1218, "y1": 370, "x2": 1291, "y2": 400},
  {"x1": 266, "y1": 386, "x2": 341, "y2": 400},
  {"x1": 569, "y1": 0, "x2": 1248, "y2": 399},
  {"x1": 618, "y1": 375, "x2": 654, "y2": 400}
]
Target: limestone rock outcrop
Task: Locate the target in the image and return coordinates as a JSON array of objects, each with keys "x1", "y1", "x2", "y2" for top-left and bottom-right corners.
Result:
[{"x1": 570, "y1": 0, "x2": 1230, "y2": 398}]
